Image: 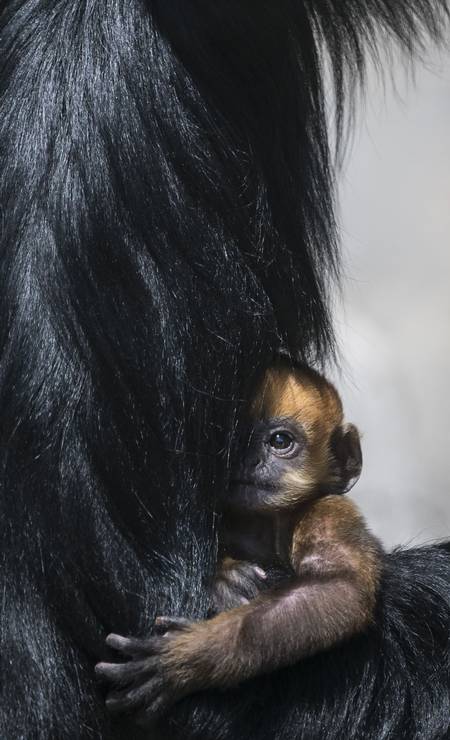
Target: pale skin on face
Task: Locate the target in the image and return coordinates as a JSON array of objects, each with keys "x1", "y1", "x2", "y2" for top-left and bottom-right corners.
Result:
[{"x1": 96, "y1": 364, "x2": 382, "y2": 726}]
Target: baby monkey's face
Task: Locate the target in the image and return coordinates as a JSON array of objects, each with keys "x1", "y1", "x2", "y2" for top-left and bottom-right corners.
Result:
[
  {"x1": 228, "y1": 365, "x2": 362, "y2": 512},
  {"x1": 230, "y1": 415, "x2": 308, "y2": 510}
]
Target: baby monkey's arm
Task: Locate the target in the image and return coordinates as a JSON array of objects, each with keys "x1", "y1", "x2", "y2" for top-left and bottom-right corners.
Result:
[{"x1": 96, "y1": 496, "x2": 382, "y2": 724}]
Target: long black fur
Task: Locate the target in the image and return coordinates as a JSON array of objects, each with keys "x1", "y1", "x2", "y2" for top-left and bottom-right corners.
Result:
[{"x1": 0, "y1": 2, "x2": 449, "y2": 738}]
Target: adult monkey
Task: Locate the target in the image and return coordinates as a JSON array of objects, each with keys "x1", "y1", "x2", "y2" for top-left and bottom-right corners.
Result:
[{"x1": 0, "y1": 2, "x2": 449, "y2": 739}]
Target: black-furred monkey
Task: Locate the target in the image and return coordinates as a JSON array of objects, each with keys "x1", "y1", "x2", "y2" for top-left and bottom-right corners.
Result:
[
  {"x1": 2, "y1": 2, "x2": 450, "y2": 738},
  {"x1": 97, "y1": 362, "x2": 382, "y2": 722}
]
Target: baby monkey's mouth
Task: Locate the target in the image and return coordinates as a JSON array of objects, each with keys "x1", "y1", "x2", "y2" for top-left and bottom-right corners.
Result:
[{"x1": 230, "y1": 480, "x2": 276, "y2": 492}]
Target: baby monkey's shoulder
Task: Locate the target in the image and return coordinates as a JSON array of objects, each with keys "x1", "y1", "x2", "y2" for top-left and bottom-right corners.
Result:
[{"x1": 294, "y1": 495, "x2": 368, "y2": 541}]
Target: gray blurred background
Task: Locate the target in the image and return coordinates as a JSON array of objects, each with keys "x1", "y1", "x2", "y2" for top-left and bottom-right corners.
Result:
[{"x1": 332, "y1": 50, "x2": 450, "y2": 549}]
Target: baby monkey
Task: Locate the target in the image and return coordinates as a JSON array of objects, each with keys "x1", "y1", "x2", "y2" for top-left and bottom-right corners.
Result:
[{"x1": 96, "y1": 362, "x2": 382, "y2": 723}]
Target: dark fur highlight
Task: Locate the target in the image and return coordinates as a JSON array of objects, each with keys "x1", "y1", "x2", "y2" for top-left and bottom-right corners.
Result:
[{"x1": 0, "y1": 1, "x2": 449, "y2": 738}]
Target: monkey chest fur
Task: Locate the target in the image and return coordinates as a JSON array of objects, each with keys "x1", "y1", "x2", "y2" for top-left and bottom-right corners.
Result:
[{"x1": 219, "y1": 509, "x2": 296, "y2": 567}]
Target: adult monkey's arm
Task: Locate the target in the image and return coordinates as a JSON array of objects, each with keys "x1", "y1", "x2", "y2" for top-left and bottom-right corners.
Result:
[{"x1": 0, "y1": 1, "x2": 448, "y2": 739}]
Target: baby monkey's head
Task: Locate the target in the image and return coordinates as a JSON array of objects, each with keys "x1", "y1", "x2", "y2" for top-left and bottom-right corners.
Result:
[{"x1": 230, "y1": 363, "x2": 362, "y2": 512}]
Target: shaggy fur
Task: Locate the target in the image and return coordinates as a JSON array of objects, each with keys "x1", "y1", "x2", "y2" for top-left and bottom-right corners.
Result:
[{"x1": 0, "y1": 1, "x2": 448, "y2": 738}]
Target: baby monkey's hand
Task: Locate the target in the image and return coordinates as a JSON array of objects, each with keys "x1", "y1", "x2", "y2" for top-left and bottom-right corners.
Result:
[
  {"x1": 96, "y1": 616, "x2": 196, "y2": 726},
  {"x1": 211, "y1": 557, "x2": 267, "y2": 613}
]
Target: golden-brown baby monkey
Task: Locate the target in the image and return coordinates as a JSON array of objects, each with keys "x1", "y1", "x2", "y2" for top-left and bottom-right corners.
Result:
[{"x1": 96, "y1": 362, "x2": 382, "y2": 724}]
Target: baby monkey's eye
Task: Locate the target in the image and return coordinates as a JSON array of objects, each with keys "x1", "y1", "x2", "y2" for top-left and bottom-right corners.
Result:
[{"x1": 269, "y1": 431, "x2": 295, "y2": 453}]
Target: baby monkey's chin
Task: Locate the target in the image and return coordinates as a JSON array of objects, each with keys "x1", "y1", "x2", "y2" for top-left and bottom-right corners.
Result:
[{"x1": 227, "y1": 481, "x2": 283, "y2": 512}]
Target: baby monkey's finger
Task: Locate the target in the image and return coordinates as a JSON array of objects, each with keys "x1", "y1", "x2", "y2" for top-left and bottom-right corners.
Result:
[
  {"x1": 153, "y1": 616, "x2": 192, "y2": 634},
  {"x1": 106, "y1": 675, "x2": 163, "y2": 714},
  {"x1": 105, "y1": 633, "x2": 162, "y2": 658},
  {"x1": 95, "y1": 658, "x2": 158, "y2": 686}
]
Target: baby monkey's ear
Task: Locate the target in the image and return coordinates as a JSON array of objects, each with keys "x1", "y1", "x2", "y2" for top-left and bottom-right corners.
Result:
[{"x1": 330, "y1": 423, "x2": 362, "y2": 494}]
